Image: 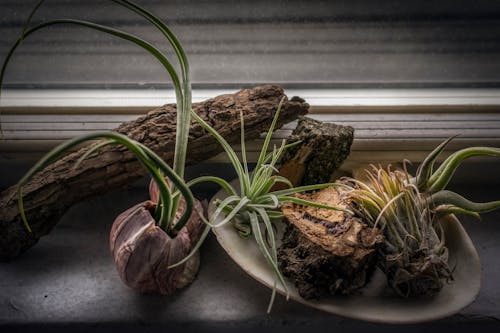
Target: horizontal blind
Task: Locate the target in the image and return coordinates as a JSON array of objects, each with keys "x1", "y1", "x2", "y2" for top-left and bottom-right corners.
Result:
[{"x1": 1, "y1": 0, "x2": 500, "y2": 88}]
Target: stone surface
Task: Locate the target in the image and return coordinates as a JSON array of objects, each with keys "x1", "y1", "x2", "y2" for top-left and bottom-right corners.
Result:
[{"x1": 0, "y1": 172, "x2": 499, "y2": 332}]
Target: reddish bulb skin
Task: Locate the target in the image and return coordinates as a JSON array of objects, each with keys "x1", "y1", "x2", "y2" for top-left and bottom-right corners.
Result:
[{"x1": 109, "y1": 180, "x2": 204, "y2": 294}]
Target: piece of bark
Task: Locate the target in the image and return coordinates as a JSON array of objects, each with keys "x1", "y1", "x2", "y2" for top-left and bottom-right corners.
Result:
[
  {"x1": 278, "y1": 186, "x2": 383, "y2": 299},
  {"x1": 277, "y1": 116, "x2": 354, "y2": 187},
  {"x1": 276, "y1": 115, "x2": 380, "y2": 299},
  {"x1": 0, "y1": 85, "x2": 308, "y2": 260}
]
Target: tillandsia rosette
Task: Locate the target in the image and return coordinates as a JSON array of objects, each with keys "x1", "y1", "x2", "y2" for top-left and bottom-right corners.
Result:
[
  {"x1": 181, "y1": 98, "x2": 350, "y2": 312},
  {"x1": 2, "y1": 0, "x2": 207, "y2": 293},
  {"x1": 1, "y1": 0, "x2": 335, "y2": 303},
  {"x1": 344, "y1": 137, "x2": 500, "y2": 297}
]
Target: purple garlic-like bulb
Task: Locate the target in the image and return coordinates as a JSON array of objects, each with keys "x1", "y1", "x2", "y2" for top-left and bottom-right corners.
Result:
[{"x1": 109, "y1": 180, "x2": 204, "y2": 294}]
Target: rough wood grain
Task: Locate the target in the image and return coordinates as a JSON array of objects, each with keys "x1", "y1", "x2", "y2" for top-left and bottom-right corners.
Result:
[
  {"x1": 278, "y1": 186, "x2": 383, "y2": 300},
  {"x1": 277, "y1": 116, "x2": 354, "y2": 186},
  {"x1": 275, "y1": 117, "x2": 380, "y2": 299},
  {"x1": 0, "y1": 85, "x2": 308, "y2": 260}
]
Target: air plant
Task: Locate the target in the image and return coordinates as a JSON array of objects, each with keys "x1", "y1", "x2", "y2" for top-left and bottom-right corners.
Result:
[
  {"x1": 14, "y1": 132, "x2": 204, "y2": 293},
  {"x1": 1, "y1": 0, "x2": 206, "y2": 293},
  {"x1": 2, "y1": 0, "x2": 338, "y2": 302},
  {"x1": 344, "y1": 138, "x2": 500, "y2": 297},
  {"x1": 169, "y1": 97, "x2": 350, "y2": 312}
]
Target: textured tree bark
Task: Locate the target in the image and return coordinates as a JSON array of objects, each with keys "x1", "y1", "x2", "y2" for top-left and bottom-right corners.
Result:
[
  {"x1": 276, "y1": 116, "x2": 354, "y2": 187},
  {"x1": 0, "y1": 85, "x2": 308, "y2": 260},
  {"x1": 275, "y1": 117, "x2": 382, "y2": 299},
  {"x1": 278, "y1": 186, "x2": 383, "y2": 300}
]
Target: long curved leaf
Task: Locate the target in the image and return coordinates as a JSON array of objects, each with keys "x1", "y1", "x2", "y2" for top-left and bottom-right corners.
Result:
[
  {"x1": 190, "y1": 110, "x2": 249, "y2": 194},
  {"x1": 135, "y1": 142, "x2": 195, "y2": 232},
  {"x1": 430, "y1": 190, "x2": 500, "y2": 214},
  {"x1": 429, "y1": 147, "x2": 500, "y2": 192},
  {"x1": 255, "y1": 97, "x2": 286, "y2": 171},
  {"x1": 249, "y1": 211, "x2": 288, "y2": 313},
  {"x1": 278, "y1": 195, "x2": 352, "y2": 214},
  {"x1": 16, "y1": 132, "x2": 173, "y2": 233},
  {"x1": 1, "y1": 19, "x2": 182, "y2": 100},
  {"x1": 415, "y1": 136, "x2": 455, "y2": 190},
  {"x1": 185, "y1": 176, "x2": 236, "y2": 196}
]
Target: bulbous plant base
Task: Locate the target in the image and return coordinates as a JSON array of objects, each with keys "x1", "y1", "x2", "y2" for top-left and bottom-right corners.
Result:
[
  {"x1": 278, "y1": 222, "x2": 380, "y2": 299},
  {"x1": 383, "y1": 250, "x2": 452, "y2": 297},
  {"x1": 109, "y1": 199, "x2": 204, "y2": 295}
]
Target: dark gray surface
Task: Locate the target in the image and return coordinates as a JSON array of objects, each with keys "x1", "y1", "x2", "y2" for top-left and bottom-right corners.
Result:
[
  {"x1": 0, "y1": 168, "x2": 500, "y2": 332},
  {"x1": 1, "y1": 0, "x2": 500, "y2": 88}
]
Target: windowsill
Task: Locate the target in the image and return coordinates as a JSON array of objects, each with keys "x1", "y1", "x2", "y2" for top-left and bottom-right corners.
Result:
[
  {"x1": 0, "y1": 180, "x2": 499, "y2": 332},
  {"x1": 2, "y1": 87, "x2": 500, "y2": 108},
  {"x1": 1, "y1": 88, "x2": 500, "y2": 165},
  {"x1": 1, "y1": 88, "x2": 500, "y2": 329}
]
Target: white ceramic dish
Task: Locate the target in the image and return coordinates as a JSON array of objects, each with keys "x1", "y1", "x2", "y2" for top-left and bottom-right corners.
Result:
[{"x1": 209, "y1": 186, "x2": 481, "y2": 324}]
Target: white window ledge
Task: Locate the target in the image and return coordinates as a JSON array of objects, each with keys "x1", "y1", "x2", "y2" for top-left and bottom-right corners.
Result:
[{"x1": 1, "y1": 88, "x2": 500, "y2": 165}]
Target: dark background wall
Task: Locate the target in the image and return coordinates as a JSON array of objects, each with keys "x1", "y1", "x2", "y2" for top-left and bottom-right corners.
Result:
[{"x1": 1, "y1": 0, "x2": 500, "y2": 89}]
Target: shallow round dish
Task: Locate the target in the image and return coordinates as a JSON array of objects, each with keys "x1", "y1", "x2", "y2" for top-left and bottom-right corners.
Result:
[{"x1": 209, "y1": 184, "x2": 481, "y2": 324}]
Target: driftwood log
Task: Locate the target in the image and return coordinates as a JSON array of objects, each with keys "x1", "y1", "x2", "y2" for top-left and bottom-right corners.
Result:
[{"x1": 0, "y1": 85, "x2": 308, "y2": 260}]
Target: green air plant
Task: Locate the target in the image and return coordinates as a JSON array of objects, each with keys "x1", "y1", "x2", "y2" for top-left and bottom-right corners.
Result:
[
  {"x1": 1, "y1": 0, "x2": 206, "y2": 294},
  {"x1": 344, "y1": 138, "x2": 500, "y2": 297},
  {"x1": 1, "y1": 0, "x2": 331, "y2": 301},
  {"x1": 167, "y1": 97, "x2": 351, "y2": 312}
]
